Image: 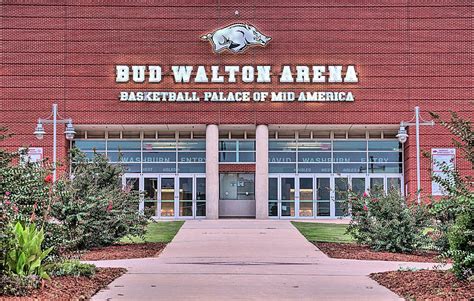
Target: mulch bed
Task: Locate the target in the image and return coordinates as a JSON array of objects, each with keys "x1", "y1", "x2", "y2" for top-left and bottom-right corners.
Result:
[
  {"x1": 1, "y1": 267, "x2": 126, "y2": 301},
  {"x1": 79, "y1": 242, "x2": 167, "y2": 261},
  {"x1": 370, "y1": 270, "x2": 474, "y2": 300},
  {"x1": 314, "y1": 242, "x2": 440, "y2": 262}
]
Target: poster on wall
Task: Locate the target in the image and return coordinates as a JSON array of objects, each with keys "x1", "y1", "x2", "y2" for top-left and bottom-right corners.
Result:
[
  {"x1": 19, "y1": 147, "x2": 43, "y2": 164},
  {"x1": 431, "y1": 148, "x2": 456, "y2": 196}
]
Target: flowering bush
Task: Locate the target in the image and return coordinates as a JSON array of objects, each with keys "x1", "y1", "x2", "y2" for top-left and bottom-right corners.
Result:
[
  {"x1": 51, "y1": 149, "x2": 147, "y2": 251},
  {"x1": 345, "y1": 189, "x2": 431, "y2": 253}
]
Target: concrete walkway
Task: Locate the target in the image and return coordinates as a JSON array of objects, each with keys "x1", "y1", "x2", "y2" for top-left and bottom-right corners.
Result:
[{"x1": 91, "y1": 220, "x2": 440, "y2": 300}]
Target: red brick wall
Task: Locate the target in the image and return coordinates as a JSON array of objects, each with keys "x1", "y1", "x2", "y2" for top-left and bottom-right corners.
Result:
[{"x1": 1, "y1": 0, "x2": 473, "y2": 199}]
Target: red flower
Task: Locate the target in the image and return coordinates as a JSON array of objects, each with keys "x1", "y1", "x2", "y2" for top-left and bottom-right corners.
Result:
[
  {"x1": 363, "y1": 192, "x2": 368, "y2": 197},
  {"x1": 371, "y1": 198, "x2": 379, "y2": 203},
  {"x1": 44, "y1": 174, "x2": 53, "y2": 183},
  {"x1": 106, "y1": 200, "x2": 113, "y2": 212},
  {"x1": 363, "y1": 204, "x2": 368, "y2": 211}
]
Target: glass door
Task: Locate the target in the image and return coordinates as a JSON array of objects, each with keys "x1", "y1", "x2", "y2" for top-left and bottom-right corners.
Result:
[
  {"x1": 143, "y1": 176, "x2": 159, "y2": 217},
  {"x1": 196, "y1": 177, "x2": 206, "y2": 217},
  {"x1": 280, "y1": 177, "x2": 295, "y2": 217},
  {"x1": 316, "y1": 177, "x2": 331, "y2": 217},
  {"x1": 122, "y1": 173, "x2": 142, "y2": 212},
  {"x1": 160, "y1": 177, "x2": 175, "y2": 217},
  {"x1": 178, "y1": 177, "x2": 193, "y2": 217},
  {"x1": 298, "y1": 177, "x2": 314, "y2": 217}
]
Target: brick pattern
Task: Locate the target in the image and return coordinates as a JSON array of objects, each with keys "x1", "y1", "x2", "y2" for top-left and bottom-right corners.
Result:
[{"x1": 1, "y1": 0, "x2": 473, "y2": 199}]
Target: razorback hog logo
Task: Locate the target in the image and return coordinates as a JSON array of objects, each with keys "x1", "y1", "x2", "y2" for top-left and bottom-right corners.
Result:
[{"x1": 201, "y1": 23, "x2": 271, "y2": 54}]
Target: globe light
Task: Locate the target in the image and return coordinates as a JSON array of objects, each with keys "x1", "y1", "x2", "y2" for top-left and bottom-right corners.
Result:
[
  {"x1": 396, "y1": 126, "x2": 408, "y2": 144},
  {"x1": 34, "y1": 122, "x2": 46, "y2": 140},
  {"x1": 64, "y1": 121, "x2": 76, "y2": 140}
]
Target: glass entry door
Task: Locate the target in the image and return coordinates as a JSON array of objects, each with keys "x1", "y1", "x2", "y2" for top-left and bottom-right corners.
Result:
[{"x1": 128, "y1": 174, "x2": 205, "y2": 218}]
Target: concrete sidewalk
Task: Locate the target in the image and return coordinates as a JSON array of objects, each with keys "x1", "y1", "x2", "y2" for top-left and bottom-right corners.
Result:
[{"x1": 91, "y1": 220, "x2": 440, "y2": 300}]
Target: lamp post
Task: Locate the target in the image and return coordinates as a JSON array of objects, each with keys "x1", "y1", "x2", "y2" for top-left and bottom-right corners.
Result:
[
  {"x1": 396, "y1": 106, "x2": 434, "y2": 204},
  {"x1": 33, "y1": 103, "x2": 75, "y2": 182}
]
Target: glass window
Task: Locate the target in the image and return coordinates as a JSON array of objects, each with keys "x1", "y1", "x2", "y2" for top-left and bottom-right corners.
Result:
[
  {"x1": 299, "y1": 178, "x2": 313, "y2": 201},
  {"x1": 238, "y1": 141, "x2": 256, "y2": 151},
  {"x1": 352, "y1": 178, "x2": 366, "y2": 196},
  {"x1": 269, "y1": 202, "x2": 278, "y2": 217},
  {"x1": 269, "y1": 152, "x2": 296, "y2": 163},
  {"x1": 317, "y1": 178, "x2": 331, "y2": 200},
  {"x1": 219, "y1": 173, "x2": 255, "y2": 200},
  {"x1": 143, "y1": 152, "x2": 176, "y2": 163},
  {"x1": 238, "y1": 152, "x2": 256, "y2": 162},
  {"x1": 334, "y1": 152, "x2": 366, "y2": 163},
  {"x1": 368, "y1": 163, "x2": 402, "y2": 173},
  {"x1": 269, "y1": 163, "x2": 296, "y2": 173},
  {"x1": 368, "y1": 140, "x2": 401, "y2": 151},
  {"x1": 281, "y1": 178, "x2": 295, "y2": 200},
  {"x1": 178, "y1": 163, "x2": 205, "y2": 173},
  {"x1": 107, "y1": 140, "x2": 141, "y2": 151},
  {"x1": 219, "y1": 152, "x2": 236, "y2": 162},
  {"x1": 143, "y1": 141, "x2": 176, "y2": 151},
  {"x1": 121, "y1": 163, "x2": 141, "y2": 173},
  {"x1": 179, "y1": 178, "x2": 193, "y2": 200},
  {"x1": 388, "y1": 177, "x2": 401, "y2": 192},
  {"x1": 142, "y1": 163, "x2": 176, "y2": 173},
  {"x1": 73, "y1": 140, "x2": 106, "y2": 151},
  {"x1": 269, "y1": 178, "x2": 278, "y2": 200},
  {"x1": 370, "y1": 178, "x2": 384, "y2": 192},
  {"x1": 297, "y1": 141, "x2": 331, "y2": 151},
  {"x1": 124, "y1": 177, "x2": 139, "y2": 192},
  {"x1": 299, "y1": 202, "x2": 313, "y2": 217},
  {"x1": 298, "y1": 164, "x2": 331, "y2": 173},
  {"x1": 107, "y1": 152, "x2": 141, "y2": 163},
  {"x1": 219, "y1": 141, "x2": 236, "y2": 151},
  {"x1": 177, "y1": 140, "x2": 205, "y2": 150},
  {"x1": 333, "y1": 141, "x2": 366, "y2": 151},
  {"x1": 335, "y1": 178, "x2": 349, "y2": 200},
  {"x1": 333, "y1": 163, "x2": 367, "y2": 173},
  {"x1": 178, "y1": 152, "x2": 206, "y2": 163},
  {"x1": 368, "y1": 152, "x2": 402, "y2": 162},
  {"x1": 298, "y1": 152, "x2": 331, "y2": 163},
  {"x1": 269, "y1": 140, "x2": 297, "y2": 151},
  {"x1": 144, "y1": 178, "x2": 158, "y2": 201},
  {"x1": 281, "y1": 202, "x2": 295, "y2": 217},
  {"x1": 335, "y1": 202, "x2": 347, "y2": 217},
  {"x1": 317, "y1": 202, "x2": 330, "y2": 216},
  {"x1": 196, "y1": 178, "x2": 206, "y2": 200}
]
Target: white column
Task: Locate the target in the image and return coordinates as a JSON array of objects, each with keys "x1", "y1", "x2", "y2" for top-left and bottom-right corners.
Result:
[
  {"x1": 255, "y1": 124, "x2": 269, "y2": 219},
  {"x1": 206, "y1": 124, "x2": 219, "y2": 219}
]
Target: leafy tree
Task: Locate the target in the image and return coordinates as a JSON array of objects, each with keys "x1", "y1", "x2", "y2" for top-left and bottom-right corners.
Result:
[{"x1": 429, "y1": 112, "x2": 473, "y2": 280}]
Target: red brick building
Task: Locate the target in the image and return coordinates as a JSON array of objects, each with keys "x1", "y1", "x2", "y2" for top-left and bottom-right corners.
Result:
[{"x1": 1, "y1": 0, "x2": 473, "y2": 219}]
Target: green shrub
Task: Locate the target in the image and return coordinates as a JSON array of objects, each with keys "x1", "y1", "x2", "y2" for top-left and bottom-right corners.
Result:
[
  {"x1": 51, "y1": 149, "x2": 147, "y2": 251},
  {"x1": 345, "y1": 189, "x2": 431, "y2": 253},
  {"x1": 6, "y1": 222, "x2": 53, "y2": 280},
  {"x1": 46, "y1": 260, "x2": 96, "y2": 278},
  {"x1": 0, "y1": 274, "x2": 40, "y2": 296}
]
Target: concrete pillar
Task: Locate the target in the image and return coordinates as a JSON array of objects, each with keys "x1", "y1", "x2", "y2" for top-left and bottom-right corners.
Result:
[
  {"x1": 255, "y1": 124, "x2": 269, "y2": 219},
  {"x1": 206, "y1": 124, "x2": 219, "y2": 219}
]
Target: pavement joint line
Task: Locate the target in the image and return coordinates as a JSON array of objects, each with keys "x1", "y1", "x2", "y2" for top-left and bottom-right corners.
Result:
[{"x1": 123, "y1": 272, "x2": 379, "y2": 277}]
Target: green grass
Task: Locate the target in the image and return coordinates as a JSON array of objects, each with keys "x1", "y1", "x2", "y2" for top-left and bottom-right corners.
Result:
[
  {"x1": 121, "y1": 221, "x2": 185, "y2": 244},
  {"x1": 292, "y1": 222, "x2": 355, "y2": 243}
]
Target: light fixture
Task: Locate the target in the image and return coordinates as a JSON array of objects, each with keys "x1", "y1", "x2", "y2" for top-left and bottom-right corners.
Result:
[
  {"x1": 33, "y1": 122, "x2": 46, "y2": 140},
  {"x1": 64, "y1": 122, "x2": 76, "y2": 140},
  {"x1": 396, "y1": 125, "x2": 408, "y2": 144}
]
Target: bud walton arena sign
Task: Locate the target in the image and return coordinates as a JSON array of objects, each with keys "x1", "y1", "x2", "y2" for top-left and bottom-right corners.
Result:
[{"x1": 116, "y1": 23, "x2": 359, "y2": 102}]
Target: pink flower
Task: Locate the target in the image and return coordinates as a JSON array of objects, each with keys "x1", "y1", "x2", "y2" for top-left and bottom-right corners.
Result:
[
  {"x1": 371, "y1": 198, "x2": 379, "y2": 203},
  {"x1": 363, "y1": 204, "x2": 368, "y2": 211},
  {"x1": 5, "y1": 200, "x2": 11, "y2": 205},
  {"x1": 13, "y1": 205, "x2": 18, "y2": 213},
  {"x1": 106, "y1": 200, "x2": 113, "y2": 212},
  {"x1": 5, "y1": 191, "x2": 11, "y2": 196},
  {"x1": 363, "y1": 192, "x2": 368, "y2": 197}
]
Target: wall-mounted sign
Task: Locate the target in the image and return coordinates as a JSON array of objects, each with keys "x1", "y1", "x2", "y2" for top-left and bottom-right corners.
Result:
[
  {"x1": 115, "y1": 23, "x2": 359, "y2": 102},
  {"x1": 431, "y1": 148, "x2": 456, "y2": 196},
  {"x1": 19, "y1": 147, "x2": 43, "y2": 164},
  {"x1": 201, "y1": 23, "x2": 271, "y2": 53}
]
